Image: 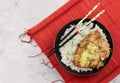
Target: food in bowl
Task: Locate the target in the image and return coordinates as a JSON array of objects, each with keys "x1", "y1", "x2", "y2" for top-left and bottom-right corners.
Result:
[{"x1": 59, "y1": 23, "x2": 111, "y2": 72}]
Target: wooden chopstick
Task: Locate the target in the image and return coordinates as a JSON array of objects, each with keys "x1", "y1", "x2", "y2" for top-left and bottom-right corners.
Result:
[
  {"x1": 59, "y1": 3, "x2": 100, "y2": 46},
  {"x1": 61, "y1": 3, "x2": 100, "y2": 42},
  {"x1": 48, "y1": 10, "x2": 105, "y2": 57},
  {"x1": 60, "y1": 10, "x2": 105, "y2": 47},
  {"x1": 48, "y1": 3, "x2": 100, "y2": 55},
  {"x1": 76, "y1": 3, "x2": 100, "y2": 28},
  {"x1": 60, "y1": 25, "x2": 76, "y2": 42},
  {"x1": 79, "y1": 10, "x2": 105, "y2": 31},
  {"x1": 48, "y1": 3, "x2": 105, "y2": 57},
  {"x1": 48, "y1": 3, "x2": 101, "y2": 56}
]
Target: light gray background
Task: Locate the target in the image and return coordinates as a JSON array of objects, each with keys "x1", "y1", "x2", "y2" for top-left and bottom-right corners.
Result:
[{"x1": 0, "y1": 0, "x2": 119, "y2": 83}]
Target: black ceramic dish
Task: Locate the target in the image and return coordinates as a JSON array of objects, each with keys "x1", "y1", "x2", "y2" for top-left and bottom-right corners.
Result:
[{"x1": 54, "y1": 18, "x2": 113, "y2": 76}]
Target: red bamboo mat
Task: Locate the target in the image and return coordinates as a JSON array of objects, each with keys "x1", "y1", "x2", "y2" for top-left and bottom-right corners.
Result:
[{"x1": 26, "y1": 0, "x2": 120, "y2": 82}]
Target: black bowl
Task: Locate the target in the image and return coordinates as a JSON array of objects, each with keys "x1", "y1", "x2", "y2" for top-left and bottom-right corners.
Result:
[{"x1": 54, "y1": 18, "x2": 113, "y2": 76}]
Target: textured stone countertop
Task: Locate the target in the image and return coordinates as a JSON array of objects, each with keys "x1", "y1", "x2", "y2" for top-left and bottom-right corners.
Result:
[{"x1": 0, "y1": 0, "x2": 119, "y2": 83}]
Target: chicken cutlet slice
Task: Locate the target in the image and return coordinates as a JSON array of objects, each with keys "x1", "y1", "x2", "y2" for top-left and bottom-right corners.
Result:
[{"x1": 72, "y1": 30, "x2": 110, "y2": 68}]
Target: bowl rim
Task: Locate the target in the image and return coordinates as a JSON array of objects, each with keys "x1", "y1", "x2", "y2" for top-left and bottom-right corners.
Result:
[{"x1": 54, "y1": 18, "x2": 114, "y2": 76}]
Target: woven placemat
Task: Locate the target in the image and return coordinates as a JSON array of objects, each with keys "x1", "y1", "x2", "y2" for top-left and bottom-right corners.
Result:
[{"x1": 25, "y1": 0, "x2": 120, "y2": 82}]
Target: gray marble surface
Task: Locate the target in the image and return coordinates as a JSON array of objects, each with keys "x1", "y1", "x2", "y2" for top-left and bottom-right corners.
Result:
[{"x1": 0, "y1": 0, "x2": 119, "y2": 83}]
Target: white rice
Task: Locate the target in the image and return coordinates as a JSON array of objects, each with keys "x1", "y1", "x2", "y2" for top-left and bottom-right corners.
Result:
[{"x1": 59, "y1": 22, "x2": 107, "y2": 72}]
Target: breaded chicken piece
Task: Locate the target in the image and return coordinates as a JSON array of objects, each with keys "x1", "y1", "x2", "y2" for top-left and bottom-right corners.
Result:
[{"x1": 72, "y1": 30, "x2": 110, "y2": 68}]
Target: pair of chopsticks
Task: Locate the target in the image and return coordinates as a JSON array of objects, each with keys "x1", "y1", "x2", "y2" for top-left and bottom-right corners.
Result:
[{"x1": 48, "y1": 3, "x2": 105, "y2": 57}]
